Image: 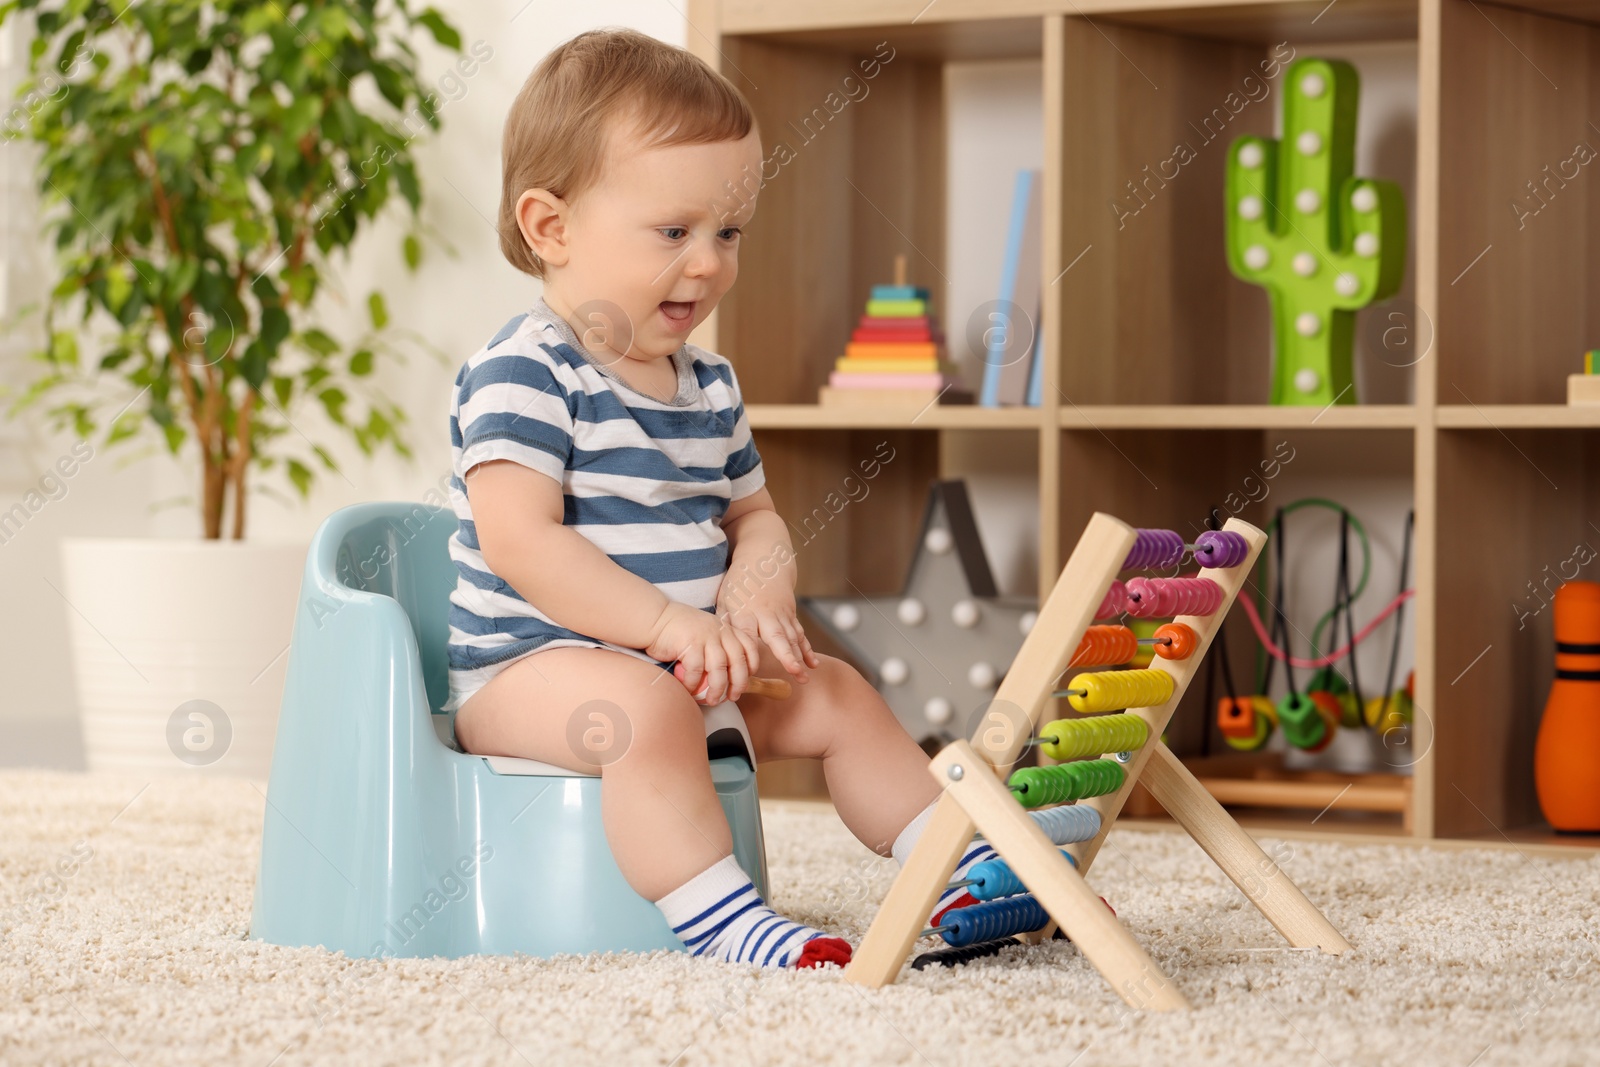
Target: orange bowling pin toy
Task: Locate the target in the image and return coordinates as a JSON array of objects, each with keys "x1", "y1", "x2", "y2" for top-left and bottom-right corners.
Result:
[{"x1": 1535, "y1": 580, "x2": 1600, "y2": 831}]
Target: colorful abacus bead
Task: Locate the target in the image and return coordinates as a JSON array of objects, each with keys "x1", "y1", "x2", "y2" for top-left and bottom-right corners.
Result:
[
  {"x1": 935, "y1": 895, "x2": 1049, "y2": 947},
  {"x1": 1193, "y1": 530, "x2": 1250, "y2": 569},
  {"x1": 1152, "y1": 623, "x2": 1198, "y2": 661},
  {"x1": 1069, "y1": 625, "x2": 1140, "y2": 669},
  {"x1": 1124, "y1": 528, "x2": 1185, "y2": 570},
  {"x1": 1094, "y1": 580, "x2": 1128, "y2": 621},
  {"x1": 1034, "y1": 714, "x2": 1149, "y2": 762},
  {"x1": 912, "y1": 937, "x2": 1030, "y2": 970},
  {"x1": 1066, "y1": 668, "x2": 1175, "y2": 713},
  {"x1": 1026, "y1": 803, "x2": 1102, "y2": 845},
  {"x1": 1123, "y1": 575, "x2": 1224, "y2": 618},
  {"x1": 1009, "y1": 758, "x2": 1126, "y2": 806},
  {"x1": 963, "y1": 851, "x2": 1078, "y2": 902}
]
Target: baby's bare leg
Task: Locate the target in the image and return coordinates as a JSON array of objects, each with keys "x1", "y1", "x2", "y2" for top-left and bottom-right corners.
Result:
[
  {"x1": 454, "y1": 647, "x2": 730, "y2": 900},
  {"x1": 736, "y1": 650, "x2": 942, "y2": 856}
]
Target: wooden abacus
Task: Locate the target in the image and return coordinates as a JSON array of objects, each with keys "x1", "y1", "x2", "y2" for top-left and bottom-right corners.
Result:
[{"x1": 845, "y1": 513, "x2": 1351, "y2": 1010}]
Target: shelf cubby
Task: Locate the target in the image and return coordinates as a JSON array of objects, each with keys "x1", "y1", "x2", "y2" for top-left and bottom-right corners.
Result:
[
  {"x1": 1053, "y1": 10, "x2": 1419, "y2": 407},
  {"x1": 1436, "y1": 0, "x2": 1600, "y2": 406},
  {"x1": 1435, "y1": 426, "x2": 1600, "y2": 838}
]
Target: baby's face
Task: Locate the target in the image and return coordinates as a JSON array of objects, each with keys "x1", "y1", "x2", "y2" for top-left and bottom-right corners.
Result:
[{"x1": 556, "y1": 117, "x2": 764, "y2": 362}]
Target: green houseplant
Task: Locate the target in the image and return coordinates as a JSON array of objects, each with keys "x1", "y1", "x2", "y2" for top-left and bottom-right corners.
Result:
[
  {"x1": 1, "y1": 0, "x2": 463, "y2": 537},
  {"x1": 0, "y1": 0, "x2": 465, "y2": 776}
]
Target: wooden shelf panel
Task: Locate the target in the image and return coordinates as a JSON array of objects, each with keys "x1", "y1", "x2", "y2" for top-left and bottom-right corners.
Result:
[
  {"x1": 1437, "y1": 405, "x2": 1600, "y2": 428},
  {"x1": 720, "y1": 0, "x2": 1046, "y2": 38},
  {"x1": 720, "y1": 0, "x2": 1419, "y2": 44},
  {"x1": 1096, "y1": 0, "x2": 1418, "y2": 44},
  {"x1": 755, "y1": 404, "x2": 1600, "y2": 430},
  {"x1": 724, "y1": 14, "x2": 1044, "y2": 60},
  {"x1": 1058, "y1": 404, "x2": 1419, "y2": 428},
  {"x1": 1196, "y1": 774, "x2": 1411, "y2": 813},
  {"x1": 747, "y1": 403, "x2": 1043, "y2": 429},
  {"x1": 1460, "y1": 821, "x2": 1600, "y2": 852},
  {"x1": 1480, "y1": 0, "x2": 1600, "y2": 31}
]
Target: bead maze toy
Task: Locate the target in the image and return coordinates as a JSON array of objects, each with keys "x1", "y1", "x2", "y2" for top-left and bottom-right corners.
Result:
[
  {"x1": 845, "y1": 513, "x2": 1351, "y2": 1009},
  {"x1": 1216, "y1": 503, "x2": 1416, "y2": 756},
  {"x1": 1225, "y1": 57, "x2": 1406, "y2": 406}
]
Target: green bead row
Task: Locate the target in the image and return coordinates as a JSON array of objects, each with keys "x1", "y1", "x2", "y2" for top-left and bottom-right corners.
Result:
[
  {"x1": 1008, "y1": 759, "x2": 1126, "y2": 809},
  {"x1": 1036, "y1": 713, "x2": 1149, "y2": 762}
]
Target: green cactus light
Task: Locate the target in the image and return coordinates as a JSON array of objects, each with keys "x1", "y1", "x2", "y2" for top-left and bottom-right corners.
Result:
[{"x1": 1225, "y1": 58, "x2": 1406, "y2": 405}]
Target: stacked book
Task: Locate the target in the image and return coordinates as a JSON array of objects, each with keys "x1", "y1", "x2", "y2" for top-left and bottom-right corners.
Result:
[{"x1": 818, "y1": 273, "x2": 973, "y2": 408}]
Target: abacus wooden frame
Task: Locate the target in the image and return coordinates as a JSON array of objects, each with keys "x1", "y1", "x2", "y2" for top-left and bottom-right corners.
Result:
[{"x1": 843, "y1": 512, "x2": 1352, "y2": 1009}]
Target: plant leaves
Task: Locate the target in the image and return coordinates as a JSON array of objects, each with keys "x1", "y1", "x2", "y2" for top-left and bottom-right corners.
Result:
[
  {"x1": 317, "y1": 386, "x2": 347, "y2": 424},
  {"x1": 286, "y1": 457, "x2": 312, "y2": 497},
  {"x1": 367, "y1": 291, "x2": 387, "y2": 330},
  {"x1": 261, "y1": 306, "x2": 290, "y2": 353},
  {"x1": 239, "y1": 339, "x2": 269, "y2": 391},
  {"x1": 300, "y1": 329, "x2": 339, "y2": 358},
  {"x1": 416, "y1": 8, "x2": 462, "y2": 50},
  {"x1": 50, "y1": 330, "x2": 78, "y2": 367}
]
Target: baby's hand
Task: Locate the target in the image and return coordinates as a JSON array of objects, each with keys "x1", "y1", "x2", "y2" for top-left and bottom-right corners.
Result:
[
  {"x1": 715, "y1": 582, "x2": 821, "y2": 685},
  {"x1": 646, "y1": 601, "x2": 761, "y2": 705}
]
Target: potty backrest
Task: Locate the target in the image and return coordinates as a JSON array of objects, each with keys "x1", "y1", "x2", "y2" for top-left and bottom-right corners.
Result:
[{"x1": 329, "y1": 502, "x2": 459, "y2": 713}]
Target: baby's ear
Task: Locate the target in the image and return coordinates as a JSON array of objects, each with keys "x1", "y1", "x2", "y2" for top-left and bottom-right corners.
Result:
[{"x1": 516, "y1": 188, "x2": 570, "y2": 267}]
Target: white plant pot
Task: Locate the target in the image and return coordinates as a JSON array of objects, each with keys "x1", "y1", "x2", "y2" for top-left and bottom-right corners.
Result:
[{"x1": 60, "y1": 537, "x2": 307, "y2": 780}]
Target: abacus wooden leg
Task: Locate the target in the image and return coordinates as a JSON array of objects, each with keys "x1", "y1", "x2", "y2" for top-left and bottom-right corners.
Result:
[
  {"x1": 845, "y1": 790, "x2": 978, "y2": 988},
  {"x1": 847, "y1": 512, "x2": 1138, "y2": 987},
  {"x1": 1140, "y1": 742, "x2": 1352, "y2": 954},
  {"x1": 931, "y1": 741, "x2": 1191, "y2": 1011}
]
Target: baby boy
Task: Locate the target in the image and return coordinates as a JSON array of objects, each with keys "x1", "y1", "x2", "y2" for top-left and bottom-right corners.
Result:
[{"x1": 444, "y1": 27, "x2": 997, "y2": 968}]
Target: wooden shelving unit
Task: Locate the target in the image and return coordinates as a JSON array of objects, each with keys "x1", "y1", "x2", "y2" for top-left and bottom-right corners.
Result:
[{"x1": 687, "y1": 0, "x2": 1600, "y2": 848}]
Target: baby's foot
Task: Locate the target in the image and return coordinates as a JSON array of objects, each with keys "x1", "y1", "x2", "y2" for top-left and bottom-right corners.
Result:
[
  {"x1": 928, "y1": 840, "x2": 998, "y2": 930},
  {"x1": 656, "y1": 855, "x2": 853, "y2": 969}
]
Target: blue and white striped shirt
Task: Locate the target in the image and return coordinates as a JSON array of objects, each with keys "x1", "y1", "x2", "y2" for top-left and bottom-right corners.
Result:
[{"x1": 443, "y1": 297, "x2": 765, "y2": 711}]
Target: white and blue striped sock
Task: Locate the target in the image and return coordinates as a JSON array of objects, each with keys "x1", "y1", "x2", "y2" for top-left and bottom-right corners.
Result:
[
  {"x1": 654, "y1": 854, "x2": 850, "y2": 968},
  {"x1": 891, "y1": 797, "x2": 997, "y2": 925}
]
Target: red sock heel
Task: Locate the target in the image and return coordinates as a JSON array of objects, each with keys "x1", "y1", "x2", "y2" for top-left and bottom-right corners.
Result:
[{"x1": 795, "y1": 936, "x2": 853, "y2": 969}]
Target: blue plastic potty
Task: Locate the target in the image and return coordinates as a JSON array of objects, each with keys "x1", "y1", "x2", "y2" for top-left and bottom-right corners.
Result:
[{"x1": 249, "y1": 502, "x2": 770, "y2": 959}]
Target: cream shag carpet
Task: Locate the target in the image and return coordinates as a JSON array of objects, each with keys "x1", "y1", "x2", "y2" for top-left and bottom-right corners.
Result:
[{"x1": 2, "y1": 770, "x2": 1599, "y2": 1066}]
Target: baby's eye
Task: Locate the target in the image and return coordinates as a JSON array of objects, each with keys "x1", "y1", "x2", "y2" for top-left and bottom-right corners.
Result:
[
  {"x1": 659, "y1": 226, "x2": 688, "y2": 240},
  {"x1": 718, "y1": 227, "x2": 742, "y2": 242}
]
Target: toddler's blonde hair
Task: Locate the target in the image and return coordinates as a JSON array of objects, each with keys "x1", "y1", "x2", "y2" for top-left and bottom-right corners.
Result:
[{"x1": 499, "y1": 27, "x2": 757, "y2": 278}]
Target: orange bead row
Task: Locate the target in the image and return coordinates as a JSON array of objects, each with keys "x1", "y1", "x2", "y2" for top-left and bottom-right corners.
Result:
[{"x1": 1068, "y1": 623, "x2": 1200, "y2": 669}]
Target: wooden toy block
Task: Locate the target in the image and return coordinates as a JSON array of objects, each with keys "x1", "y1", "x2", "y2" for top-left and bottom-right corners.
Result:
[{"x1": 864, "y1": 298, "x2": 928, "y2": 319}]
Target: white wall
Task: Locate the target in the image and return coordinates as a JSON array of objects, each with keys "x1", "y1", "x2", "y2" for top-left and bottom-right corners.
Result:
[{"x1": 942, "y1": 59, "x2": 1044, "y2": 599}]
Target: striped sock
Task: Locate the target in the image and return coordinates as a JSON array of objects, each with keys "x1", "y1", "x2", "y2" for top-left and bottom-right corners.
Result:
[
  {"x1": 891, "y1": 797, "x2": 997, "y2": 930},
  {"x1": 654, "y1": 854, "x2": 851, "y2": 969}
]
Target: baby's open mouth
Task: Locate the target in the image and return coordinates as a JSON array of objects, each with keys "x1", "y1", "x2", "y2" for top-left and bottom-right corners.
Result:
[{"x1": 659, "y1": 300, "x2": 696, "y2": 330}]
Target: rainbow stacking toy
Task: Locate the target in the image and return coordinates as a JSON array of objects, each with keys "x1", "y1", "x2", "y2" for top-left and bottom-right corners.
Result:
[{"x1": 818, "y1": 254, "x2": 972, "y2": 408}]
